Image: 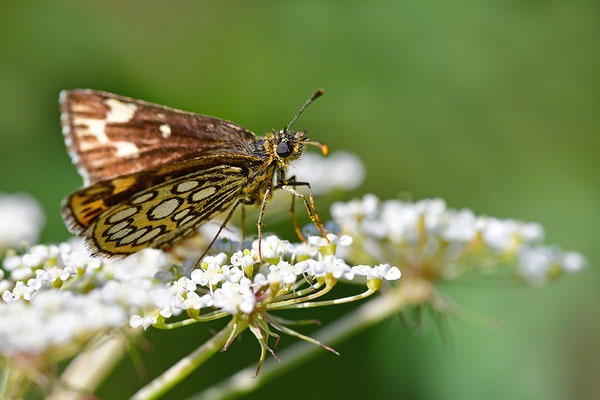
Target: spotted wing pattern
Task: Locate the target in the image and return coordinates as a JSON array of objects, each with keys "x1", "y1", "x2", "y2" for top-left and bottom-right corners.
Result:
[
  {"x1": 60, "y1": 89, "x2": 257, "y2": 185},
  {"x1": 65, "y1": 166, "x2": 247, "y2": 257},
  {"x1": 62, "y1": 155, "x2": 264, "y2": 257}
]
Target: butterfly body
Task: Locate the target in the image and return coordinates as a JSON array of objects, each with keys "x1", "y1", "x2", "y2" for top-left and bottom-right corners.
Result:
[{"x1": 60, "y1": 89, "x2": 325, "y2": 258}]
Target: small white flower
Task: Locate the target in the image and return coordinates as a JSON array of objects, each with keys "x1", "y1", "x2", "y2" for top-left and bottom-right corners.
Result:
[
  {"x1": 267, "y1": 271, "x2": 283, "y2": 285},
  {"x1": 517, "y1": 246, "x2": 553, "y2": 284},
  {"x1": 190, "y1": 264, "x2": 225, "y2": 287},
  {"x1": 308, "y1": 233, "x2": 353, "y2": 248},
  {"x1": 10, "y1": 267, "x2": 33, "y2": 282},
  {"x1": 352, "y1": 264, "x2": 401, "y2": 281},
  {"x1": 182, "y1": 292, "x2": 212, "y2": 310},
  {"x1": 374, "y1": 264, "x2": 401, "y2": 280},
  {"x1": 308, "y1": 255, "x2": 354, "y2": 280},
  {"x1": 222, "y1": 265, "x2": 244, "y2": 283},
  {"x1": 253, "y1": 273, "x2": 269, "y2": 287},
  {"x1": 12, "y1": 281, "x2": 36, "y2": 301},
  {"x1": 287, "y1": 151, "x2": 365, "y2": 195},
  {"x1": 2, "y1": 289, "x2": 16, "y2": 303},
  {"x1": 130, "y1": 314, "x2": 158, "y2": 330},
  {"x1": 231, "y1": 250, "x2": 258, "y2": 268},
  {"x1": 171, "y1": 277, "x2": 196, "y2": 296},
  {"x1": 0, "y1": 192, "x2": 45, "y2": 249},
  {"x1": 562, "y1": 252, "x2": 586, "y2": 273},
  {"x1": 27, "y1": 278, "x2": 42, "y2": 291},
  {"x1": 230, "y1": 251, "x2": 244, "y2": 267},
  {"x1": 2, "y1": 256, "x2": 21, "y2": 271},
  {"x1": 269, "y1": 261, "x2": 301, "y2": 285},
  {"x1": 213, "y1": 281, "x2": 256, "y2": 315},
  {"x1": 252, "y1": 235, "x2": 291, "y2": 259},
  {"x1": 293, "y1": 242, "x2": 319, "y2": 258}
]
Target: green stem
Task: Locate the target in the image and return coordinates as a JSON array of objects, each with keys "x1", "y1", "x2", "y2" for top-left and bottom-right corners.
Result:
[
  {"x1": 48, "y1": 332, "x2": 136, "y2": 400},
  {"x1": 131, "y1": 317, "x2": 249, "y2": 400},
  {"x1": 0, "y1": 362, "x2": 12, "y2": 398},
  {"x1": 188, "y1": 279, "x2": 432, "y2": 400},
  {"x1": 271, "y1": 289, "x2": 375, "y2": 310},
  {"x1": 264, "y1": 282, "x2": 333, "y2": 309},
  {"x1": 271, "y1": 283, "x2": 321, "y2": 302},
  {"x1": 154, "y1": 312, "x2": 228, "y2": 329}
]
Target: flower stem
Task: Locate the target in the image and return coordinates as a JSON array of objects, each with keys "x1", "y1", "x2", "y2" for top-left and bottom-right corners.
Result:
[
  {"x1": 264, "y1": 282, "x2": 333, "y2": 309},
  {"x1": 271, "y1": 289, "x2": 376, "y2": 310},
  {"x1": 0, "y1": 362, "x2": 12, "y2": 398},
  {"x1": 48, "y1": 332, "x2": 135, "y2": 400},
  {"x1": 189, "y1": 278, "x2": 432, "y2": 400},
  {"x1": 131, "y1": 317, "x2": 248, "y2": 400},
  {"x1": 154, "y1": 312, "x2": 228, "y2": 329}
]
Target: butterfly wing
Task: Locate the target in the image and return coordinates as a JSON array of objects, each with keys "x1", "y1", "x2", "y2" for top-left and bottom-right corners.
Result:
[
  {"x1": 60, "y1": 89, "x2": 258, "y2": 186},
  {"x1": 62, "y1": 155, "x2": 263, "y2": 257}
]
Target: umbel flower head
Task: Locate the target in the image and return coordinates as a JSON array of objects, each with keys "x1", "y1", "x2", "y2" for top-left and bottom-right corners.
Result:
[
  {"x1": 0, "y1": 189, "x2": 586, "y2": 397},
  {"x1": 0, "y1": 222, "x2": 400, "y2": 375},
  {"x1": 331, "y1": 195, "x2": 585, "y2": 285}
]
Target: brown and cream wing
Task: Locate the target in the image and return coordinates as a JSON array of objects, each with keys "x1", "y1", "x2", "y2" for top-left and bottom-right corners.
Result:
[{"x1": 59, "y1": 89, "x2": 258, "y2": 185}]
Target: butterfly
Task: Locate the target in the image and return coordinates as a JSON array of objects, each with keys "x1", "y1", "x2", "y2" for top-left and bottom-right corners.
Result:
[{"x1": 60, "y1": 89, "x2": 328, "y2": 260}]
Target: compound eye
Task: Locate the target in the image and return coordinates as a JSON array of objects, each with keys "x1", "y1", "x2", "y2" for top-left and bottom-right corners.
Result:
[{"x1": 276, "y1": 141, "x2": 293, "y2": 158}]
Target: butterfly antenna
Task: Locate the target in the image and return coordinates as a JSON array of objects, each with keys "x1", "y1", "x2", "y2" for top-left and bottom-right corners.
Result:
[{"x1": 285, "y1": 89, "x2": 324, "y2": 133}]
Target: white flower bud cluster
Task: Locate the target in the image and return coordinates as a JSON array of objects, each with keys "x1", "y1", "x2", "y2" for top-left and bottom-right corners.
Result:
[
  {"x1": 131, "y1": 235, "x2": 400, "y2": 327},
  {"x1": 0, "y1": 240, "x2": 173, "y2": 356},
  {"x1": 287, "y1": 151, "x2": 365, "y2": 195},
  {"x1": 331, "y1": 195, "x2": 586, "y2": 284},
  {"x1": 0, "y1": 233, "x2": 400, "y2": 356},
  {"x1": 0, "y1": 192, "x2": 45, "y2": 250}
]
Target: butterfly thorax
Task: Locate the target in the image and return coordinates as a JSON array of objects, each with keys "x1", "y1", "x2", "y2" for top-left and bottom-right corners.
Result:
[
  {"x1": 238, "y1": 130, "x2": 307, "y2": 203},
  {"x1": 256, "y1": 130, "x2": 306, "y2": 176}
]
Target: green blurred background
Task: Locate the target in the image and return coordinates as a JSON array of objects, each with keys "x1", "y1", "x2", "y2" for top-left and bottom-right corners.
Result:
[{"x1": 1, "y1": 1, "x2": 598, "y2": 399}]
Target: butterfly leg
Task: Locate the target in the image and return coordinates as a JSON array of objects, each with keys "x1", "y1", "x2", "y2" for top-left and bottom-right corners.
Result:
[
  {"x1": 289, "y1": 192, "x2": 308, "y2": 243},
  {"x1": 241, "y1": 205, "x2": 246, "y2": 244},
  {"x1": 290, "y1": 181, "x2": 327, "y2": 236},
  {"x1": 256, "y1": 187, "x2": 272, "y2": 261},
  {"x1": 277, "y1": 176, "x2": 324, "y2": 242},
  {"x1": 194, "y1": 201, "x2": 241, "y2": 269},
  {"x1": 279, "y1": 184, "x2": 329, "y2": 242}
]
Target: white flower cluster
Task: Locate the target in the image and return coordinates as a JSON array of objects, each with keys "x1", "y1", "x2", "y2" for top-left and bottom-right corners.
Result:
[
  {"x1": 287, "y1": 151, "x2": 365, "y2": 195},
  {"x1": 0, "y1": 240, "x2": 173, "y2": 356},
  {"x1": 0, "y1": 291, "x2": 126, "y2": 356},
  {"x1": 131, "y1": 235, "x2": 400, "y2": 328},
  {"x1": 331, "y1": 195, "x2": 586, "y2": 284},
  {"x1": 0, "y1": 192, "x2": 45, "y2": 250},
  {"x1": 517, "y1": 245, "x2": 586, "y2": 285},
  {"x1": 0, "y1": 233, "x2": 400, "y2": 356}
]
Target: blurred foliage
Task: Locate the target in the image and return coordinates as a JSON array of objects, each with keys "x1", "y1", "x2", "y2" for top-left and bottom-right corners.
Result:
[{"x1": 0, "y1": 1, "x2": 598, "y2": 399}]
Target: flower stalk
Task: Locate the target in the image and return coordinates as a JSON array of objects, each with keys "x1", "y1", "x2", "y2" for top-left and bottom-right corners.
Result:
[{"x1": 131, "y1": 317, "x2": 249, "y2": 400}]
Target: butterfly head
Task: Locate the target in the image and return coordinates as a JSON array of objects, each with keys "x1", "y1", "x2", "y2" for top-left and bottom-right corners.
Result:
[
  {"x1": 260, "y1": 129, "x2": 327, "y2": 165},
  {"x1": 254, "y1": 89, "x2": 328, "y2": 170}
]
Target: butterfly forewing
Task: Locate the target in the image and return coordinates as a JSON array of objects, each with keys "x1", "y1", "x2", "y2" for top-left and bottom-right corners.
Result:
[{"x1": 60, "y1": 89, "x2": 258, "y2": 185}]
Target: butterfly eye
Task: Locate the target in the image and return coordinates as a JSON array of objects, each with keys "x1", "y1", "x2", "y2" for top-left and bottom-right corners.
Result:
[{"x1": 276, "y1": 141, "x2": 293, "y2": 158}]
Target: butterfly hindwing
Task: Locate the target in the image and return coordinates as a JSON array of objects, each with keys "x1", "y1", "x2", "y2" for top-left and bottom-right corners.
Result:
[
  {"x1": 62, "y1": 155, "x2": 264, "y2": 256},
  {"x1": 60, "y1": 89, "x2": 258, "y2": 185},
  {"x1": 62, "y1": 175, "x2": 141, "y2": 235}
]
